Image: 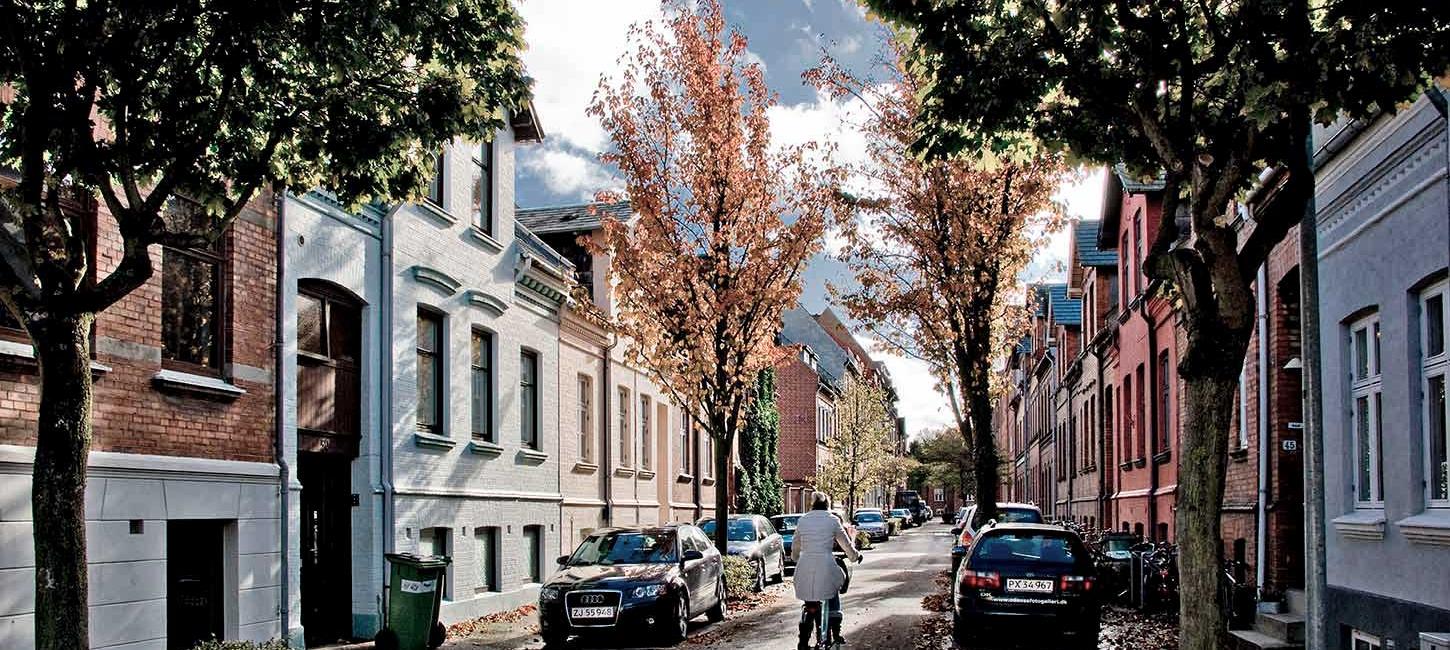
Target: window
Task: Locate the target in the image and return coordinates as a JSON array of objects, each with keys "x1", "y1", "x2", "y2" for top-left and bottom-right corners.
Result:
[
  {"x1": 471, "y1": 330, "x2": 494, "y2": 441},
  {"x1": 426, "y1": 149, "x2": 445, "y2": 206},
  {"x1": 471, "y1": 141, "x2": 493, "y2": 234},
  {"x1": 416, "y1": 309, "x2": 443, "y2": 433},
  {"x1": 1122, "y1": 377, "x2": 1133, "y2": 462},
  {"x1": 1350, "y1": 313, "x2": 1384, "y2": 506},
  {"x1": 1422, "y1": 280, "x2": 1449, "y2": 505},
  {"x1": 1350, "y1": 629, "x2": 1382, "y2": 650},
  {"x1": 523, "y1": 525, "x2": 543, "y2": 584},
  {"x1": 1135, "y1": 365, "x2": 1147, "y2": 460},
  {"x1": 474, "y1": 527, "x2": 500, "y2": 593},
  {"x1": 1158, "y1": 351, "x2": 1171, "y2": 453},
  {"x1": 1121, "y1": 232, "x2": 1131, "y2": 300},
  {"x1": 297, "y1": 283, "x2": 363, "y2": 453},
  {"x1": 703, "y1": 432, "x2": 714, "y2": 478},
  {"x1": 618, "y1": 387, "x2": 632, "y2": 467},
  {"x1": 640, "y1": 394, "x2": 653, "y2": 470},
  {"x1": 1236, "y1": 364, "x2": 1250, "y2": 451},
  {"x1": 521, "y1": 350, "x2": 539, "y2": 449},
  {"x1": 419, "y1": 527, "x2": 452, "y2": 599},
  {"x1": 1104, "y1": 386, "x2": 1114, "y2": 466},
  {"x1": 578, "y1": 375, "x2": 595, "y2": 462},
  {"x1": 162, "y1": 198, "x2": 225, "y2": 373},
  {"x1": 1133, "y1": 209, "x2": 1144, "y2": 295},
  {"x1": 679, "y1": 411, "x2": 692, "y2": 474}
]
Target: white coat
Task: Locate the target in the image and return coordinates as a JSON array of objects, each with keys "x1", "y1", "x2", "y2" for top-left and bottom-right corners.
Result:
[{"x1": 789, "y1": 509, "x2": 861, "y2": 602}]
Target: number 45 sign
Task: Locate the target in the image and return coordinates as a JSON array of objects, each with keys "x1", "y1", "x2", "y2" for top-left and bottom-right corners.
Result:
[{"x1": 1282, "y1": 439, "x2": 1299, "y2": 453}]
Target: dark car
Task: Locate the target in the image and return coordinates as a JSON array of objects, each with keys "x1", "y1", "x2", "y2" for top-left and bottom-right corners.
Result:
[
  {"x1": 698, "y1": 514, "x2": 786, "y2": 591},
  {"x1": 852, "y1": 510, "x2": 890, "y2": 542},
  {"x1": 890, "y1": 508, "x2": 916, "y2": 529},
  {"x1": 951, "y1": 523, "x2": 1100, "y2": 648},
  {"x1": 538, "y1": 525, "x2": 724, "y2": 647},
  {"x1": 1094, "y1": 532, "x2": 1140, "y2": 601},
  {"x1": 951, "y1": 502, "x2": 1044, "y2": 571},
  {"x1": 770, "y1": 514, "x2": 801, "y2": 567}
]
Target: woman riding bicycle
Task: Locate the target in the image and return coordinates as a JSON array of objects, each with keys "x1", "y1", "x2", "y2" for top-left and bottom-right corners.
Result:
[{"x1": 790, "y1": 491, "x2": 861, "y2": 649}]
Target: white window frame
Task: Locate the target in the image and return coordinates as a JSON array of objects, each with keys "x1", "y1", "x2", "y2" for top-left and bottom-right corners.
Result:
[
  {"x1": 1350, "y1": 629, "x2": 1381, "y2": 650},
  {"x1": 640, "y1": 394, "x2": 653, "y2": 471},
  {"x1": 1421, "y1": 279, "x2": 1449, "y2": 507},
  {"x1": 1237, "y1": 364, "x2": 1249, "y2": 452},
  {"x1": 1350, "y1": 313, "x2": 1384, "y2": 507},
  {"x1": 618, "y1": 387, "x2": 632, "y2": 469},
  {"x1": 578, "y1": 374, "x2": 594, "y2": 463}
]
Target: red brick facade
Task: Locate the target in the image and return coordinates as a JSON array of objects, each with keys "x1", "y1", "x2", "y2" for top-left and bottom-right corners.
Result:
[
  {"x1": 775, "y1": 348, "x2": 827, "y2": 512},
  {"x1": 0, "y1": 191, "x2": 277, "y2": 463}
]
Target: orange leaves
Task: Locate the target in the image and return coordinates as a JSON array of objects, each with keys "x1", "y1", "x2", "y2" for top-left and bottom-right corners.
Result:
[{"x1": 588, "y1": 0, "x2": 844, "y2": 439}]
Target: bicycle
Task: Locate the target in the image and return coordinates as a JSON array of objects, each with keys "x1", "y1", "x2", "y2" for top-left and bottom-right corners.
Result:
[{"x1": 799, "y1": 554, "x2": 861, "y2": 649}]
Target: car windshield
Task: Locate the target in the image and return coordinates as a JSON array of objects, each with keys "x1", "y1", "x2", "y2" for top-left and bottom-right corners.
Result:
[
  {"x1": 772, "y1": 516, "x2": 800, "y2": 533},
  {"x1": 700, "y1": 519, "x2": 758, "y2": 542},
  {"x1": 972, "y1": 506, "x2": 1043, "y2": 529},
  {"x1": 972, "y1": 532, "x2": 1082, "y2": 567},
  {"x1": 1105, "y1": 538, "x2": 1134, "y2": 553},
  {"x1": 854, "y1": 513, "x2": 884, "y2": 523},
  {"x1": 567, "y1": 532, "x2": 678, "y2": 566},
  {"x1": 891, "y1": 510, "x2": 909, "y2": 517}
]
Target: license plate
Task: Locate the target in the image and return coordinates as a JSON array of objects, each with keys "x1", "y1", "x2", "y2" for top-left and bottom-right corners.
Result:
[
  {"x1": 570, "y1": 606, "x2": 616, "y2": 619},
  {"x1": 1005, "y1": 579, "x2": 1054, "y2": 593}
]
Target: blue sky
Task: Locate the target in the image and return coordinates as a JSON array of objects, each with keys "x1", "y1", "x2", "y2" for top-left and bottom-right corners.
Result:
[{"x1": 514, "y1": 0, "x2": 1105, "y2": 439}]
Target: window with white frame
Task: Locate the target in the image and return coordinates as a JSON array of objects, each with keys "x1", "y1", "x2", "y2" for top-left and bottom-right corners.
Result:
[
  {"x1": 679, "y1": 412, "x2": 692, "y2": 475},
  {"x1": 1350, "y1": 629, "x2": 1381, "y2": 650},
  {"x1": 578, "y1": 375, "x2": 594, "y2": 463},
  {"x1": 1421, "y1": 280, "x2": 1448, "y2": 506},
  {"x1": 474, "y1": 527, "x2": 499, "y2": 593},
  {"x1": 618, "y1": 387, "x2": 632, "y2": 468},
  {"x1": 640, "y1": 394, "x2": 653, "y2": 471},
  {"x1": 1350, "y1": 312, "x2": 1384, "y2": 506},
  {"x1": 703, "y1": 433, "x2": 714, "y2": 478}
]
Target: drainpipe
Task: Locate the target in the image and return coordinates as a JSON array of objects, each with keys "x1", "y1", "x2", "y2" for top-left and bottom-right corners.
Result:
[
  {"x1": 272, "y1": 188, "x2": 292, "y2": 645},
  {"x1": 1093, "y1": 338, "x2": 1108, "y2": 528},
  {"x1": 1255, "y1": 264, "x2": 1271, "y2": 591},
  {"x1": 380, "y1": 208, "x2": 396, "y2": 558},
  {"x1": 1138, "y1": 295, "x2": 1160, "y2": 540},
  {"x1": 602, "y1": 332, "x2": 616, "y2": 525}
]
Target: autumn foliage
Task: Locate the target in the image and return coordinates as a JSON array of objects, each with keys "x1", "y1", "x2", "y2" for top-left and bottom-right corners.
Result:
[
  {"x1": 806, "y1": 51, "x2": 1065, "y2": 520},
  {"x1": 586, "y1": 0, "x2": 845, "y2": 551}
]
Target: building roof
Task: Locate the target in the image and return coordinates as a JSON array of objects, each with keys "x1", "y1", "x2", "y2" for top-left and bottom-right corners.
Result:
[
  {"x1": 1047, "y1": 284, "x2": 1080, "y2": 327},
  {"x1": 780, "y1": 306, "x2": 852, "y2": 389},
  {"x1": 516, "y1": 201, "x2": 633, "y2": 235},
  {"x1": 515, "y1": 222, "x2": 574, "y2": 271},
  {"x1": 1074, "y1": 220, "x2": 1117, "y2": 267}
]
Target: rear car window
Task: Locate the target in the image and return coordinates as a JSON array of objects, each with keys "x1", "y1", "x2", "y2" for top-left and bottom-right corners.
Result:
[
  {"x1": 971, "y1": 506, "x2": 1042, "y2": 529},
  {"x1": 971, "y1": 532, "x2": 1083, "y2": 567}
]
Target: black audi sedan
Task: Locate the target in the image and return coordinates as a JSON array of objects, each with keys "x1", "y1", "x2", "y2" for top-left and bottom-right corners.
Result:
[
  {"x1": 952, "y1": 523, "x2": 1100, "y2": 648},
  {"x1": 538, "y1": 525, "x2": 725, "y2": 647}
]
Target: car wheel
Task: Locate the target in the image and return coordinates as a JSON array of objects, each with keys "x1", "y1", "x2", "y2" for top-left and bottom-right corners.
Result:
[
  {"x1": 541, "y1": 630, "x2": 569, "y2": 648},
  {"x1": 667, "y1": 595, "x2": 690, "y2": 643},
  {"x1": 952, "y1": 614, "x2": 975, "y2": 647},
  {"x1": 706, "y1": 578, "x2": 726, "y2": 623},
  {"x1": 428, "y1": 621, "x2": 446, "y2": 649},
  {"x1": 752, "y1": 558, "x2": 766, "y2": 592}
]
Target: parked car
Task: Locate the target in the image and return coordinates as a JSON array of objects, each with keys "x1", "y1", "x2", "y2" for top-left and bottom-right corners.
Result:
[
  {"x1": 952, "y1": 523, "x2": 1100, "y2": 648},
  {"x1": 890, "y1": 508, "x2": 915, "y2": 529},
  {"x1": 951, "y1": 502, "x2": 1044, "y2": 571},
  {"x1": 698, "y1": 514, "x2": 786, "y2": 591},
  {"x1": 773, "y1": 512, "x2": 859, "y2": 568},
  {"x1": 948, "y1": 506, "x2": 969, "y2": 525},
  {"x1": 539, "y1": 525, "x2": 725, "y2": 647},
  {"x1": 852, "y1": 510, "x2": 891, "y2": 542},
  {"x1": 1093, "y1": 531, "x2": 1140, "y2": 602}
]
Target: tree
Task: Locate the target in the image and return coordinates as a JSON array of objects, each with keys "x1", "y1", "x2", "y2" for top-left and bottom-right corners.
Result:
[
  {"x1": 587, "y1": 0, "x2": 843, "y2": 553},
  {"x1": 912, "y1": 426, "x2": 977, "y2": 501},
  {"x1": 861, "y1": 1, "x2": 1449, "y2": 646},
  {"x1": 815, "y1": 376, "x2": 896, "y2": 513},
  {"x1": 737, "y1": 368, "x2": 784, "y2": 517},
  {"x1": 0, "y1": 3, "x2": 530, "y2": 647},
  {"x1": 806, "y1": 51, "x2": 1063, "y2": 530}
]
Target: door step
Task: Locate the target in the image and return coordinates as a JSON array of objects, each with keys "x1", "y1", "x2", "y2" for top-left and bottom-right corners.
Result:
[
  {"x1": 1228, "y1": 629, "x2": 1304, "y2": 650},
  {"x1": 1255, "y1": 611, "x2": 1306, "y2": 644}
]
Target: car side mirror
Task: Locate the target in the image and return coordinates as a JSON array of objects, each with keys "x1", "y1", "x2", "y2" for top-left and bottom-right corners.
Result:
[
  {"x1": 682, "y1": 549, "x2": 705, "y2": 563},
  {"x1": 950, "y1": 527, "x2": 962, "y2": 536},
  {"x1": 556, "y1": 555, "x2": 571, "y2": 566}
]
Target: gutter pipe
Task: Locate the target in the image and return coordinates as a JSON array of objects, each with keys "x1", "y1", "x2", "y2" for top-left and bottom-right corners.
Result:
[
  {"x1": 1138, "y1": 295, "x2": 1160, "y2": 540},
  {"x1": 272, "y1": 188, "x2": 293, "y2": 645},
  {"x1": 1256, "y1": 264, "x2": 1271, "y2": 591}
]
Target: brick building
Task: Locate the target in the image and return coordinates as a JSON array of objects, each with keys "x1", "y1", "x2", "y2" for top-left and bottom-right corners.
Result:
[
  {"x1": 775, "y1": 307, "x2": 848, "y2": 513},
  {"x1": 1060, "y1": 220, "x2": 1118, "y2": 526},
  {"x1": 0, "y1": 189, "x2": 283, "y2": 649}
]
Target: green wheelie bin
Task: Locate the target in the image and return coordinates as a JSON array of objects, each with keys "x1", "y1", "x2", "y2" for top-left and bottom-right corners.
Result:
[{"x1": 375, "y1": 553, "x2": 451, "y2": 650}]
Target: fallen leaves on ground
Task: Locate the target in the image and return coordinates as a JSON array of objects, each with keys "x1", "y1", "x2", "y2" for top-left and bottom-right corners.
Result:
[
  {"x1": 445, "y1": 604, "x2": 538, "y2": 639},
  {"x1": 912, "y1": 613, "x2": 954, "y2": 650},
  {"x1": 1096, "y1": 605, "x2": 1179, "y2": 650},
  {"x1": 726, "y1": 582, "x2": 785, "y2": 613}
]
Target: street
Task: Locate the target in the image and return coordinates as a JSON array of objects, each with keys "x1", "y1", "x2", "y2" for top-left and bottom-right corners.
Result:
[{"x1": 446, "y1": 521, "x2": 1177, "y2": 650}]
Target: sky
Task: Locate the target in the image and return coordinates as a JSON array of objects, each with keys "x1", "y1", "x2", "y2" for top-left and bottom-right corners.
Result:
[{"x1": 514, "y1": 0, "x2": 1107, "y2": 441}]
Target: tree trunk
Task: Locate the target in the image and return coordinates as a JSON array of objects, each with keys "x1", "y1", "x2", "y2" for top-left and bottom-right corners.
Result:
[
  {"x1": 967, "y1": 350, "x2": 999, "y2": 519},
  {"x1": 1177, "y1": 373, "x2": 1238, "y2": 650},
  {"x1": 30, "y1": 313, "x2": 96, "y2": 650},
  {"x1": 712, "y1": 411, "x2": 733, "y2": 553}
]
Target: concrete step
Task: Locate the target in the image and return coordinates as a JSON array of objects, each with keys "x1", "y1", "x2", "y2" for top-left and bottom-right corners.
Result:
[
  {"x1": 1255, "y1": 611, "x2": 1306, "y2": 644},
  {"x1": 1285, "y1": 589, "x2": 1307, "y2": 614},
  {"x1": 1228, "y1": 629, "x2": 1304, "y2": 650}
]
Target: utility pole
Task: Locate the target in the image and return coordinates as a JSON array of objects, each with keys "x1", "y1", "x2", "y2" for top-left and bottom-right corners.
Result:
[{"x1": 1298, "y1": 102, "x2": 1329, "y2": 650}]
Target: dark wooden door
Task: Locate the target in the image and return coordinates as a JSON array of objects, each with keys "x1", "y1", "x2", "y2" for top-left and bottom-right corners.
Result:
[
  {"x1": 300, "y1": 453, "x2": 353, "y2": 645},
  {"x1": 168, "y1": 520, "x2": 224, "y2": 649}
]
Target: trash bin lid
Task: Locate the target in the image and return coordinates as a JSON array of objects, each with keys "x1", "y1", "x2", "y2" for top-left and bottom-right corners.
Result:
[{"x1": 386, "y1": 552, "x2": 452, "y2": 568}]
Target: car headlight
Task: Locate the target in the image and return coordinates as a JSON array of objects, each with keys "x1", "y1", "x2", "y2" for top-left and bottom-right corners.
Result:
[
  {"x1": 540, "y1": 587, "x2": 560, "y2": 602},
  {"x1": 632, "y1": 584, "x2": 666, "y2": 599}
]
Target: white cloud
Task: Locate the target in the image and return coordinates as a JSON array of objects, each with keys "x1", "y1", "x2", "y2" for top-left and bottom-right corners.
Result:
[
  {"x1": 518, "y1": 145, "x2": 618, "y2": 201},
  {"x1": 519, "y1": 0, "x2": 664, "y2": 153},
  {"x1": 1024, "y1": 166, "x2": 1107, "y2": 283},
  {"x1": 850, "y1": 331, "x2": 956, "y2": 442}
]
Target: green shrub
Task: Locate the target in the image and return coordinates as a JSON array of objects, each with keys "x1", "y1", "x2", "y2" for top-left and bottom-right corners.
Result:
[
  {"x1": 186, "y1": 640, "x2": 291, "y2": 650},
  {"x1": 722, "y1": 555, "x2": 756, "y2": 600}
]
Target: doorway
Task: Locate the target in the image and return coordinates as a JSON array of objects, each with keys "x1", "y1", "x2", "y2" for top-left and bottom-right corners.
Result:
[
  {"x1": 300, "y1": 452, "x2": 354, "y2": 645},
  {"x1": 168, "y1": 520, "x2": 225, "y2": 650}
]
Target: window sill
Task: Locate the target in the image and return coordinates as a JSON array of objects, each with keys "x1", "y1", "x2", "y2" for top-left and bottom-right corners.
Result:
[
  {"x1": 152, "y1": 369, "x2": 245, "y2": 400},
  {"x1": 517, "y1": 448, "x2": 548, "y2": 464},
  {"x1": 1133, "y1": 458, "x2": 1147, "y2": 468},
  {"x1": 1396, "y1": 511, "x2": 1450, "y2": 547},
  {"x1": 467, "y1": 226, "x2": 505, "y2": 253},
  {"x1": 1229, "y1": 448, "x2": 1250, "y2": 462},
  {"x1": 701, "y1": 476, "x2": 715, "y2": 486},
  {"x1": 572, "y1": 461, "x2": 599, "y2": 474},
  {"x1": 0, "y1": 340, "x2": 111, "y2": 376},
  {"x1": 413, "y1": 432, "x2": 457, "y2": 450},
  {"x1": 676, "y1": 473, "x2": 695, "y2": 484},
  {"x1": 1119, "y1": 461, "x2": 1134, "y2": 471},
  {"x1": 613, "y1": 467, "x2": 635, "y2": 478},
  {"x1": 1153, "y1": 450, "x2": 1171, "y2": 465},
  {"x1": 638, "y1": 469, "x2": 656, "y2": 480},
  {"x1": 468, "y1": 439, "x2": 504, "y2": 456},
  {"x1": 418, "y1": 200, "x2": 458, "y2": 226},
  {"x1": 1331, "y1": 510, "x2": 1386, "y2": 541}
]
